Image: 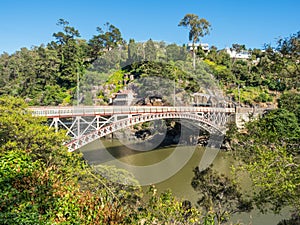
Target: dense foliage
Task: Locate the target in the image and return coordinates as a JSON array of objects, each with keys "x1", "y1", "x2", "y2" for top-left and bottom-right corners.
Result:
[
  {"x1": 0, "y1": 96, "x2": 136, "y2": 224},
  {"x1": 192, "y1": 166, "x2": 252, "y2": 224},
  {"x1": 229, "y1": 91, "x2": 300, "y2": 221},
  {"x1": 0, "y1": 19, "x2": 123, "y2": 106},
  {"x1": 0, "y1": 96, "x2": 208, "y2": 224},
  {"x1": 1, "y1": 18, "x2": 298, "y2": 107},
  {"x1": 203, "y1": 32, "x2": 300, "y2": 106}
]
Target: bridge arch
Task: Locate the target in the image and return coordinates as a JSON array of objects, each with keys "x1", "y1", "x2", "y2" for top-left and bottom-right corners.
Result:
[{"x1": 66, "y1": 111, "x2": 227, "y2": 152}]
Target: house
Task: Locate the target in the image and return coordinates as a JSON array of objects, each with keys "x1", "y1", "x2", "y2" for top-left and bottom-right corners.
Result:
[
  {"x1": 187, "y1": 43, "x2": 210, "y2": 52},
  {"x1": 225, "y1": 47, "x2": 251, "y2": 59},
  {"x1": 112, "y1": 90, "x2": 135, "y2": 106},
  {"x1": 191, "y1": 93, "x2": 211, "y2": 106}
]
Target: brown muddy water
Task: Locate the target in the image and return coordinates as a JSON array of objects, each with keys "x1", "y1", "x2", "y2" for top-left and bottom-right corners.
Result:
[{"x1": 80, "y1": 139, "x2": 289, "y2": 225}]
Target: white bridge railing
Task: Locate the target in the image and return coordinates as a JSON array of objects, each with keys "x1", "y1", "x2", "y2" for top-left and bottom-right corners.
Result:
[{"x1": 29, "y1": 106, "x2": 235, "y2": 118}]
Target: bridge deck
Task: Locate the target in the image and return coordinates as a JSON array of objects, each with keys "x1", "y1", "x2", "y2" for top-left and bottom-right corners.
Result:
[{"x1": 29, "y1": 106, "x2": 235, "y2": 118}]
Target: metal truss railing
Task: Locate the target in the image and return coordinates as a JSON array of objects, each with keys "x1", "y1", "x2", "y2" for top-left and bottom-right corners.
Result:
[{"x1": 64, "y1": 111, "x2": 230, "y2": 152}]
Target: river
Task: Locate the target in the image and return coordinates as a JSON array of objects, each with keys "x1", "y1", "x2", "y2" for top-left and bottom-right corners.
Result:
[{"x1": 80, "y1": 138, "x2": 289, "y2": 225}]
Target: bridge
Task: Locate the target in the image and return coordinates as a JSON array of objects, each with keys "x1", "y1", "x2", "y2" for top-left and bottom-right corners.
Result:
[{"x1": 30, "y1": 105, "x2": 253, "y2": 152}]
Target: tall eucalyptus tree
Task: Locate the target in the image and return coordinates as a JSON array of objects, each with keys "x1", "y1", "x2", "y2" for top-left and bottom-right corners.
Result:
[{"x1": 179, "y1": 14, "x2": 211, "y2": 70}]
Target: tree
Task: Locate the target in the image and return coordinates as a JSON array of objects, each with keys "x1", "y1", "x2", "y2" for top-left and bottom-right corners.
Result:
[
  {"x1": 178, "y1": 13, "x2": 211, "y2": 70},
  {"x1": 257, "y1": 32, "x2": 300, "y2": 91},
  {"x1": 0, "y1": 52, "x2": 11, "y2": 94},
  {"x1": 278, "y1": 91, "x2": 300, "y2": 122},
  {"x1": 166, "y1": 43, "x2": 187, "y2": 62},
  {"x1": 239, "y1": 145, "x2": 300, "y2": 214},
  {"x1": 50, "y1": 19, "x2": 86, "y2": 89},
  {"x1": 89, "y1": 22, "x2": 123, "y2": 61},
  {"x1": 0, "y1": 96, "x2": 141, "y2": 224},
  {"x1": 127, "y1": 39, "x2": 140, "y2": 65},
  {"x1": 231, "y1": 107, "x2": 300, "y2": 215},
  {"x1": 144, "y1": 39, "x2": 157, "y2": 61},
  {"x1": 135, "y1": 186, "x2": 201, "y2": 224},
  {"x1": 52, "y1": 19, "x2": 80, "y2": 45},
  {"x1": 231, "y1": 44, "x2": 246, "y2": 53},
  {"x1": 277, "y1": 31, "x2": 300, "y2": 89},
  {"x1": 192, "y1": 166, "x2": 252, "y2": 224}
]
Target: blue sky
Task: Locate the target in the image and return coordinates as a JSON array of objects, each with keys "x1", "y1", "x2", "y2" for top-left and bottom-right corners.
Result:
[{"x1": 0, "y1": 0, "x2": 299, "y2": 54}]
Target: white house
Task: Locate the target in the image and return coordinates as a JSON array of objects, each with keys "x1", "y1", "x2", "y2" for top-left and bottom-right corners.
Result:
[
  {"x1": 187, "y1": 43, "x2": 210, "y2": 52},
  {"x1": 225, "y1": 47, "x2": 251, "y2": 59}
]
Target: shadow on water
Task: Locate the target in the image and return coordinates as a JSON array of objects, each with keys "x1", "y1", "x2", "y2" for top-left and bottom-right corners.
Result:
[
  {"x1": 79, "y1": 138, "x2": 177, "y2": 166},
  {"x1": 79, "y1": 138, "x2": 232, "y2": 197}
]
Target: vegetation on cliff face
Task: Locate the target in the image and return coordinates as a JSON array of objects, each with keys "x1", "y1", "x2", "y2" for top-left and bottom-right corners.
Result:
[
  {"x1": 0, "y1": 17, "x2": 298, "y2": 107},
  {"x1": 203, "y1": 32, "x2": 300, "y2": 106}
]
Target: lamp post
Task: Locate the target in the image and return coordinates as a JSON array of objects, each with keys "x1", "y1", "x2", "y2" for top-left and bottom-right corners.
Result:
[
  {"x1": 173, "y1": 79, "x2": 176, "y2": 107},
  {"x1": 76, "y1": 66, "x2": 80, "y2": 139},
  {"x1": 238, "y1": 84, "x2": 240, "y2": 107},
  {"x1": 77, "y1": 68, "x2": 79, "y2": 106}
]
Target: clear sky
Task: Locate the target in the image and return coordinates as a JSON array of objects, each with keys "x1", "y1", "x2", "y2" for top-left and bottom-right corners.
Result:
[{"x1": 0, "y1": 0, "x2": 299, "y2": 54}]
